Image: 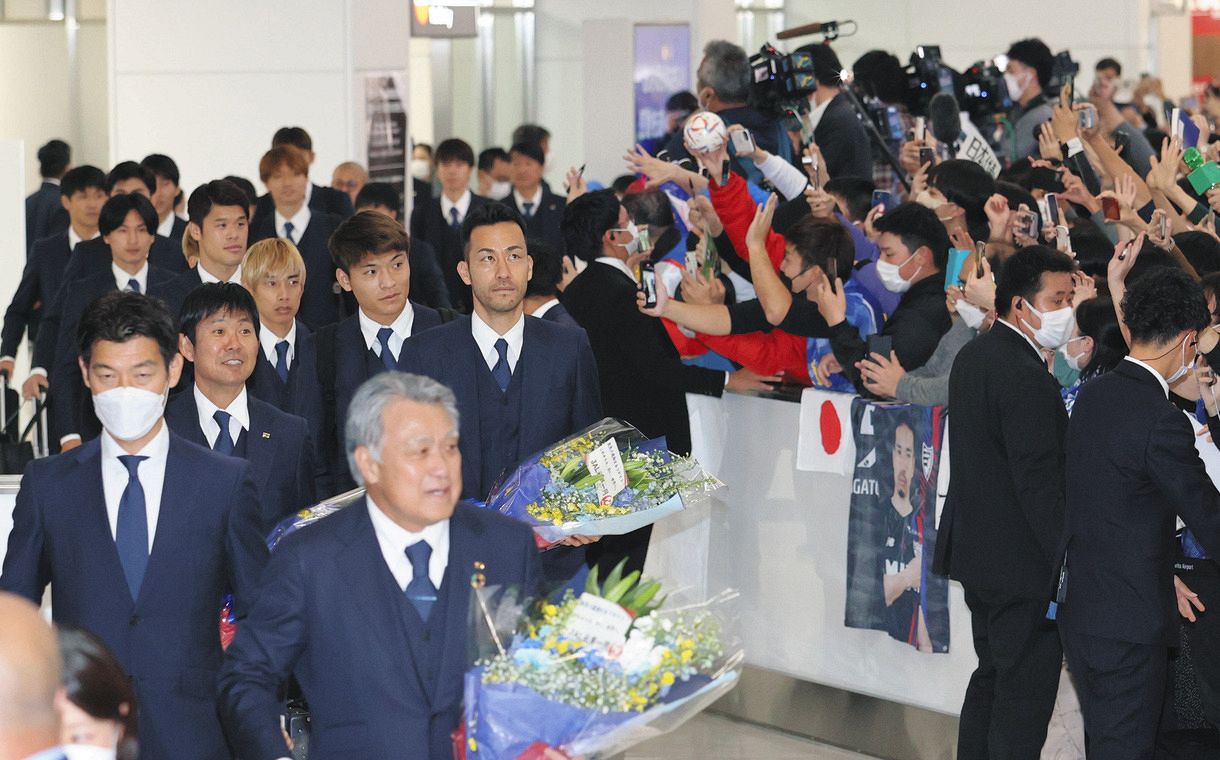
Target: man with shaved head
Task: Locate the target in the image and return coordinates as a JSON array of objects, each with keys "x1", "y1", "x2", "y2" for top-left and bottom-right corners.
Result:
[{"x1": 0, "y1": 592, "x2": 62, "y2": 760}]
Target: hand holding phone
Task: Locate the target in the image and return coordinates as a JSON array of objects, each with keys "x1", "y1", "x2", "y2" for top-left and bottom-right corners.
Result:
[
  {"x1": 1045, "y1": 193, "x2": 1062, "y2": 226},
  {"x1": 867, "y1": 334, "x2": 893, "y2": 361},
  {"x1": 871, "y1": 190, "x2": 896, "y2": 215},
  {"x1": 639, "y1": 262, "x2": 659, "y2": 308},
  {"x1": 729, "y1": 128, "x2": 756, "y2": 157},
  {"x1": 1101, "y1": 195, "x2": 1121, "y2": 222}
]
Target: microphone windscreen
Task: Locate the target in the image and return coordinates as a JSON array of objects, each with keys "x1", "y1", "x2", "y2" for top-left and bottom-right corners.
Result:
[{"x1": 928, "y1": 92, "x2": 963, "y2": 145}]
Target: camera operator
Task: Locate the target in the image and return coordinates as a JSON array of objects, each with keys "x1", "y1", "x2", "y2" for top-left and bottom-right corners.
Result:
[
  {"x1": 852, "y1": 50, "x2": 915, "y2": 196},
  {"x1": 1003, "y1": 38, "x2": 1056, "y2": 162},
  {"x1": 799, "y1": 43, "x2": 873, "y2": 182}
]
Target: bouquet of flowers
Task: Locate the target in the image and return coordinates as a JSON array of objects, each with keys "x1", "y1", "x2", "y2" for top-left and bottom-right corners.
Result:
[
  {"x1": 486, "y1": 418, "x2": 721, "y2": 546},
  {"x1": 457, "y1": 562, "x2": 742, "y2": 759}
]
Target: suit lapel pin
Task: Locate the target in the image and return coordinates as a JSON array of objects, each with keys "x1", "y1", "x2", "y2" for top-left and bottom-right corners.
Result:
[{"x1": 262, "y1": 431, "x2": 271, "y2": 439}]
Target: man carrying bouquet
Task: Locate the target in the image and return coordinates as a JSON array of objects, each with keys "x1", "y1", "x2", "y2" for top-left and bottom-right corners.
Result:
[
  {"x1": 399, "y1": 202, "x2": 603, "y2": 583},
  {"x1": 218, "y1": 372, "x2": 543, "y2": 759}
]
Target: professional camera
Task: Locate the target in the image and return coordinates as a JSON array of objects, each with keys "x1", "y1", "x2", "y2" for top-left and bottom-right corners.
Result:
[
  {"x1": 905, "y1": 45, "x2": 957, "y2": 116},
  {"x1": 1048, "y1": 50, "x2": 1079, "y2": 99},
  {"x1": 748, "y1": 43, "x2": 816, "y2": 130},
  {"x1": 958, "y1": 59, "x2": 1012, "y2": 126}
]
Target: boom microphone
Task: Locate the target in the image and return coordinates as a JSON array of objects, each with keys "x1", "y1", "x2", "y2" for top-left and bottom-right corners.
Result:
[
  {"x1": 777, "y1": 20, "x2": 844, "y2": 40},
  {"x1": 928, "y1": 91, "x2": 963, "y2": 148}
]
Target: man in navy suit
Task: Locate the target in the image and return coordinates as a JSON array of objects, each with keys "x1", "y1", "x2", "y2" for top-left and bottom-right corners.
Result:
[
  {"x1": 2, "y1": 166, "x2": 107, "y2": 381},
  {"x1": 29, "y1": 194, "x2": 179, "y2": 450},
  {"x1": 316, "y1": 211, "x2": 442, "y2": 494},
  {"x1": 500, "y1": 142, "x2": 567, "y2": 257},
  {"x1": 1, "y1": 291, "x2": 267, "y2": 760},
  {"x1": 24, "y1": 139, "x2": 71, "y2": 258},
  {"x1": 251, "y1": 126, "x2": 354, "y2": 228},
  {"x1": 411, "y1": 138, "x2": 491, "y2": 311},
  {"x1": 162, "y1": 179, "x2": 251, "y2": 316},
  {"x1": 242, "y1": 238, "x2": 328, "y2": 492},
  {"x1": 248, "y1": 146, "x2": 346, "y2": 329},
  {"x1": 522, "y1": 238, "x2": 580, "y2": 329},
  {"x1": 167, "y1": 283, "x2": 316, "y2": 534},
  {"x1": 355, "y1": 182, "x2": 451, "y2": 311},
  {"x1": 218, "y1": 372, "x2": 540, "y2": 760},
  {"x1": 140, "y1": 154, "x2": 188, "y2": 243}
]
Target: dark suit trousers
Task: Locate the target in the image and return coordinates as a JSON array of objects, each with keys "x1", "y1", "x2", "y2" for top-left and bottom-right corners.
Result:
[
  {"x1": 1062, "y1": 629, "x2": 1165, "y2": 760},
  {"x1": 585, "y1": 525, "x2": 652, "y2": 578},
  {"x1": 959, "y1": 587, "x2": 1062, "y2": 760},
  {"x1": 1175, "y1": 558, "x2": 1220, "y2": 729}
]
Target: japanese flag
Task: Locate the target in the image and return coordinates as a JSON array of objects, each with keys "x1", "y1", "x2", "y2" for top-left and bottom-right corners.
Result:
[{"x1": 797, "y1": 388, "x2": 856, "y2": 476}]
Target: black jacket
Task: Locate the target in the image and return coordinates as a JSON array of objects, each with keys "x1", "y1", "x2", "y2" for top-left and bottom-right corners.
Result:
[
  {"x1": 814, "y1": 92, "x2": 873, "y2": 181},
  {"x1": 410, "y1": 194, "x2": 492, "y2": 312},
  {"x1": 499, "y1": 189, "x2": 567, "y2": 258}
]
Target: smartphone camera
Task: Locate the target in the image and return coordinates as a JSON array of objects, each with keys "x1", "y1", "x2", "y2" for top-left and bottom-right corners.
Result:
[{"x1": 640, "y1": 262, "x2": 659, "y2": 308}]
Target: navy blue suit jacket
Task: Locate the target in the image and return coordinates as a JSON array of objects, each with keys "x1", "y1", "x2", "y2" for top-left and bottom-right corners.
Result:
[
  {"x1": 25, "y1": 181, "x2": 68, "y2": 257},
  {"x1": 165, "y1": 387, "x2": 317, "y2": 535},
  {"x1": 252, "y1": 183, "x2": 353, "y2": 230},
  {"x1": 499, "y1": 190, "x2": 567, "y2": 256},
  {"x1": 218, "y1": 499, "x2": 540, "y2": 760},
  {"x1": 315, "y1": 305, "x2": 443, "y2": 494},
  {"x1": 164, "y1": 215, "x2": 188, "y2": 243},
  {"x1": 59, "y1": 235, "x2": 189, "y2": 286},
  {"x1": 0, "y1": 432, "x2": 267, "y2": 760},
  {"x1": 398, "y1": 315, "x2": 602, "y2": 500},
  {"x1": 537, "y1": 300, "x2": 581, "y2": 330},
  {"x1": 410, "y1": 194, "x2": 491, "y2": 312},
  {"x1": 248, "y1": 212, "x2": 347, "y2": 330},
  {"x1": 2, "y1": 230, "x2": 71, "y2": 357}
]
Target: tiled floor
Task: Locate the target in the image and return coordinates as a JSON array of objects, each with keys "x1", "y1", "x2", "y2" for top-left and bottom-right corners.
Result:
[{"x1": 623, "y1": 713, "x2": 876, "y2": 759}]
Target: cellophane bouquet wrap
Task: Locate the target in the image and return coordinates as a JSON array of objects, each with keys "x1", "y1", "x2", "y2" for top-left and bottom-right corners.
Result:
[
  {"x1": 458, "y1": 563, "x2": 742, "y2": 759},
  {"x1": 485, "y1": 418, "x2": 722, "y2": 546}
]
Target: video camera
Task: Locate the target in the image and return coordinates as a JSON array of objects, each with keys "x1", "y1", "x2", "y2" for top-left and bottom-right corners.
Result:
[
  {"x1": 905, "y1": 45, "x2": 957, "y2": 116},
  {"x1": 958, "y1": 59, "x2": 1012, "y2": 127},
  {"x1": 748, "y1": 43, "x2": 817, "y2": 131}
]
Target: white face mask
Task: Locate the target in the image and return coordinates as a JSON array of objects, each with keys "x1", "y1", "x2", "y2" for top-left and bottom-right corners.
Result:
[
  {"x1": 1021, "y1": 300, "x2": 1075, "y2": 349},
  {"x1": 93, "y1": 385, "x2": 168, "y2": 441},
  {"x1": 614, "y1": 221, "x2": 641, "y2": 254},
  {"x1": 1059, "y1": 337, "x2": 1090, "y2": 371},
  {"x1": 409, "y1": 159, "x2": 431, "y2": 181},
  {"x1": 956, "y1": 299, "x2": 987, "y2": 330},
  {"x1": 63, "y1": 740, "x2": 118, "y2": 760},
  {"x1": 875, "y1": 250, "x2": 922, "y2": 294},
  {"x1": 488, "y1": 180, "x2": 512, "y2": 199},
  {"x1": 1004, "y1": 69, "x2": 1031, "y2": 102},
  {"x1": 1167, "y1": 335, "x2": 1196, "y2": 384},
  {"x1": 914, "y1": 190, "x2": 944, "y2": 210}
]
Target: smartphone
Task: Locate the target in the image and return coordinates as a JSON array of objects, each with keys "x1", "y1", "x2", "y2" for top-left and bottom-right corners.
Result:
[
  {"x1": 885, "y1": 106, "x2": 905, "y2": 141},
  {"x1": 1112, "y1": 130, "x2": 1131, "y2": 155},
  {"x1": 1030, "y1": 167, "x2": 1066, "y2": 193},
  {"x1": 639, "y1": 262, "x2": 659, "y2": 308},
  {"x1": 918, "y1": 146, "x2": 935, "y2": 167},
  {"x1": 945, "y1": 248, "x2": 972, "y2": 291},
  {"x1": 702, "y1": 234, "x2": 720, "y2": 279},
  {"x1": 871, "y1": 190, "x2": 897, "y2": 214},
  {"x1": 1077, "y1": 103, "x2": 1097, "y2": 130},
  {"x1": 1062, "y1": 78, "x2": 1074, "y2": 104},
  {"x1": 1015, "y1": 209, "x2": 1040, "y2": 240},
  {"x1": 1054, "y1": 225, "x2": 1072, "y2": 255},
  {"x1": 636, "y1": 224, "x2": 652, "y2": 254},
  {"x1": 684, "y1": 245, "x2": 699, "y2": 274},
  {"x1": 1101, "y1": 196, "x2": 1121, "y2": 222},
  {"x1": 974, "y1": 241, "x2": 987, "y2": 278},
  {"x1": 729, "y1": 128, "x2": 756, "y2": 156},
  {"x1": 913, "y1": 116, "x2": 927, "y2": 142},
  {"x1": 803, "y1": 153, "x2": 820, "y2": 190},
  {"x1": 827, "y1": 257, "x2": 838, "y2": 293},
  {"x1": 1045, "y1": 193, "x2": 1062, "y2": 227},
  {"x1": 867, "y1": 334, "x2": 893, "y2": 360},
  {"x1": 1171, "y1": 107, "x2": 1183, "y2": 140},
  {"x1": 1157, "y1": 211, "x2": 1169, "y2": 241}
]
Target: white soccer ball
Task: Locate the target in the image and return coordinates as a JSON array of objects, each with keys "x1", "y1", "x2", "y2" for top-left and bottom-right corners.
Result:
[{"x1": 683, "y1": 111, "x2": 727, "y2": 153}]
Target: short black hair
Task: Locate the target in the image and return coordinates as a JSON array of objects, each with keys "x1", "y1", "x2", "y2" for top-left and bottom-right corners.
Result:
[
  {"x1": 1006, "y1": 38, "x2": 1054, "y2": 89},
  {"x1": 1174, "y1": 231, "x2": 1220, "y2": 276},
  {"x1": 178, "y1": 282, "x2": 260, "y2": 344},
  {"x1": 1095, "y1": 57, "x2": 1122, "y2": 77},
  {"x1": 928, "y1": 159, "x2": 997, "y2": 242},
  {"x1": 77, "y1": 290, "x2": 178, "y2": 368},
  {"x1": 824, "y1": 177, "x2": 877, "y2": 222},
  {"x1": 511, "y1": 124, "x2": 551, "y2": 149},
  {"x1": 37, "y1": 139, "x2": 71, "y2": 178},
  {"x1": 621, "y1": 190, "x2": 674, "y2": 230},
  {"x1": 98, "y1": 193, "x2": 158, "y2": 237},
  {"x1": 354, "y1": 181, "x2": 401, "y2": 216},
  {"x1": 60, "y1": 165, "x2": 107, "y2": 198},
  {"x1": 186, "y1": 180, "x2": 250, "y2": 227},
  {"x1": 272, "y1": 126, "x2": 312, "y2": 152},
  {"x1": 478, "y1": 147, "x2": 510, "y2": 173},
  {"x1": 562, "y1": 189, "x2": 621, "y2": 263},
  {"x1": 611, "y1": 175, "x2": 639, "y2": 195},
  {"x1": 796, "y1": 43, "x2": 844, "y2": 88},
  {"x1": 665, "y1": 91, "x2": 699, "y2": 115},
  {"x1": 106, "y1": 161, "x2": 156, "y2": 195},
  {"x1": 1123, "y1": 267, "x2": 1210, "y2": 346},
  {"x1": 872, "y1": 202, "x2": 950, "y2": 271},
  {"x1": 435, "y1": 138, "x2": 475, "y2": 167},
  {"x1": 462, "y1": 201, "x2": 527, "y2": 259},
  {"x1": 509, "y1": 142, "x2": 545, "y2": 166},
  {"x1": 328, "y1": 210, "x2": 409, "y2": 273},
  {"x1": 994, "y1": 245, "x2": 1076, "y2": 318},
  {"x1": 222, "y1": 175, "x2": 258, "y2": 208},
  {"x1": 140, "y1": 153, "x2": 180, "y2": 186},
  {"x1": 851, "y1": 50, "x2": 910, "y2": 106},
  {"x1": 525, "y1": 238, "x2": 562, "y2": 298},
  {"x1": 784, "y1": 217, "x2": 856, "y2": 282}
]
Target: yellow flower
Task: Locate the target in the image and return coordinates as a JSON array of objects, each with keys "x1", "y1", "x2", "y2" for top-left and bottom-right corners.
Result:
[
  {"x1": 682, "y1": 650, "x2": 693, "y2": 663},
  {"x1": 542, "y1": 604, "x2": 559, "y2": 619},
  {"x1": 468, "y1": 737, "x2": 478, "y2": 752},
  {"x1": 661, "y1": 671, "x2": 676, "y2": 686}
]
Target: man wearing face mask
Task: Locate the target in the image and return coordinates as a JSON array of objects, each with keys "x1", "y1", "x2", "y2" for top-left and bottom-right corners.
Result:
[
  {"x1": 1061, "y1": 267, "x2": 1220, "y2": 759},
  {"x1": 1003, "y1": 38, "x2": 1056, "y2": 163},
  {"x1": 933, "y1": 245, "x2": 1077, "y2": 759},
  {"x1": 0, "y1": 291, "x2": 267, "y2": 760}
]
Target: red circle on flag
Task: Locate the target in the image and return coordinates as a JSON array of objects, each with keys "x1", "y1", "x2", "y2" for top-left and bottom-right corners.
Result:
[{"x1": 820, "y1": 400, "x2": 841, "y2": 454}]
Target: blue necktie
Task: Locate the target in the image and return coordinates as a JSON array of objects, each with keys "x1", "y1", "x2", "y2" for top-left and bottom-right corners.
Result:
[
  {"x1": 115, "y1": 455, "x2": 149, "y2": 599},
  {"x1": 283, "y1": 221, "x2": 295, "y2": 244},
  {"x1": 492, "y1": 338, "x2": 511, "y2": 392},
  {"x1": 522, "y1": 201, "x2": 535, "y2": 219},
  {"x1": 449, "y1": 206, "x2": 461, "y2": 231},
  {"x1": 405, "y1": 540, "x2": 437, "y2": 622},
  {"x1": 127, "y1": 278, "x2": 141, "y2": 294},
  {"x1": 376, "y1": 327, "x2": 396, "y2": 371},
  {"x1": 274, "y1": 340, "x2": 291, "y2": 383},
  {"x1": 213, "y1": 410, "x2": 234, "y2": 456}
]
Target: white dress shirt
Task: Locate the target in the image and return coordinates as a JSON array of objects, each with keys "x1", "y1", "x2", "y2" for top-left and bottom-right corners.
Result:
[
  {"x1": 531, "y1": 298, "x2": 560, "y2": 319},
  {"x1": 304, "y1": 181, "x2": 314, "y2": 206},
  {"x1": 513, "y1": 187, "x2": 543, "y2": 215},
  {"x1": 112, "y1": 262, "x2": 149, "y2": 294},
  {"x1": 259, "y1": 322, "x2": 297, "y2": 369},
  {"x1": 471, "y1": 311, "x2": 524, "y2": 374},
  {"x1": 157, "y1": 213, "x2": 176, "y2": 238},
  {"x1": 358, "y1": 306, "x2": 415, "y2": 362},
  {"x1": 595, "y1": 256, "x2": 637, "y2": 283},
  {"x1": 367, "y1": 496, "x2": 450, "y2": 590},
  {"x1": 197, "y1": 262, "x2": 243, "y2": 284},
  {"x1": 193, "y1": 385, "x2": 250, "y2": 450},
  {"x1": 440, "y1": 189, "x2": 473, "y2": 225},
  {"x1": 806, "y1": 95, "x2": 834, "y2": 133},
  {"x1": 68, "y1": 225, "x2": 98, "y2": 251},
  {"x1": 1123, "y1": 356, "x2": 1170, "y2": 398},
  {"x1": 100, "y1": 422, "x2": 170, "y2": 553},
  {"x1": 996, "y1": 319, "x2": 1046, "y2": 364},
  {"x1": 274, "y1": 205, "x2": 312, "y2": 243}
]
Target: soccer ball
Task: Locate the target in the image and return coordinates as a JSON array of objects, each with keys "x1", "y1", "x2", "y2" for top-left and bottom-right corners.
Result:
[{"x1": 683, "y1": 111, "x2": 727, "y2": 153}]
